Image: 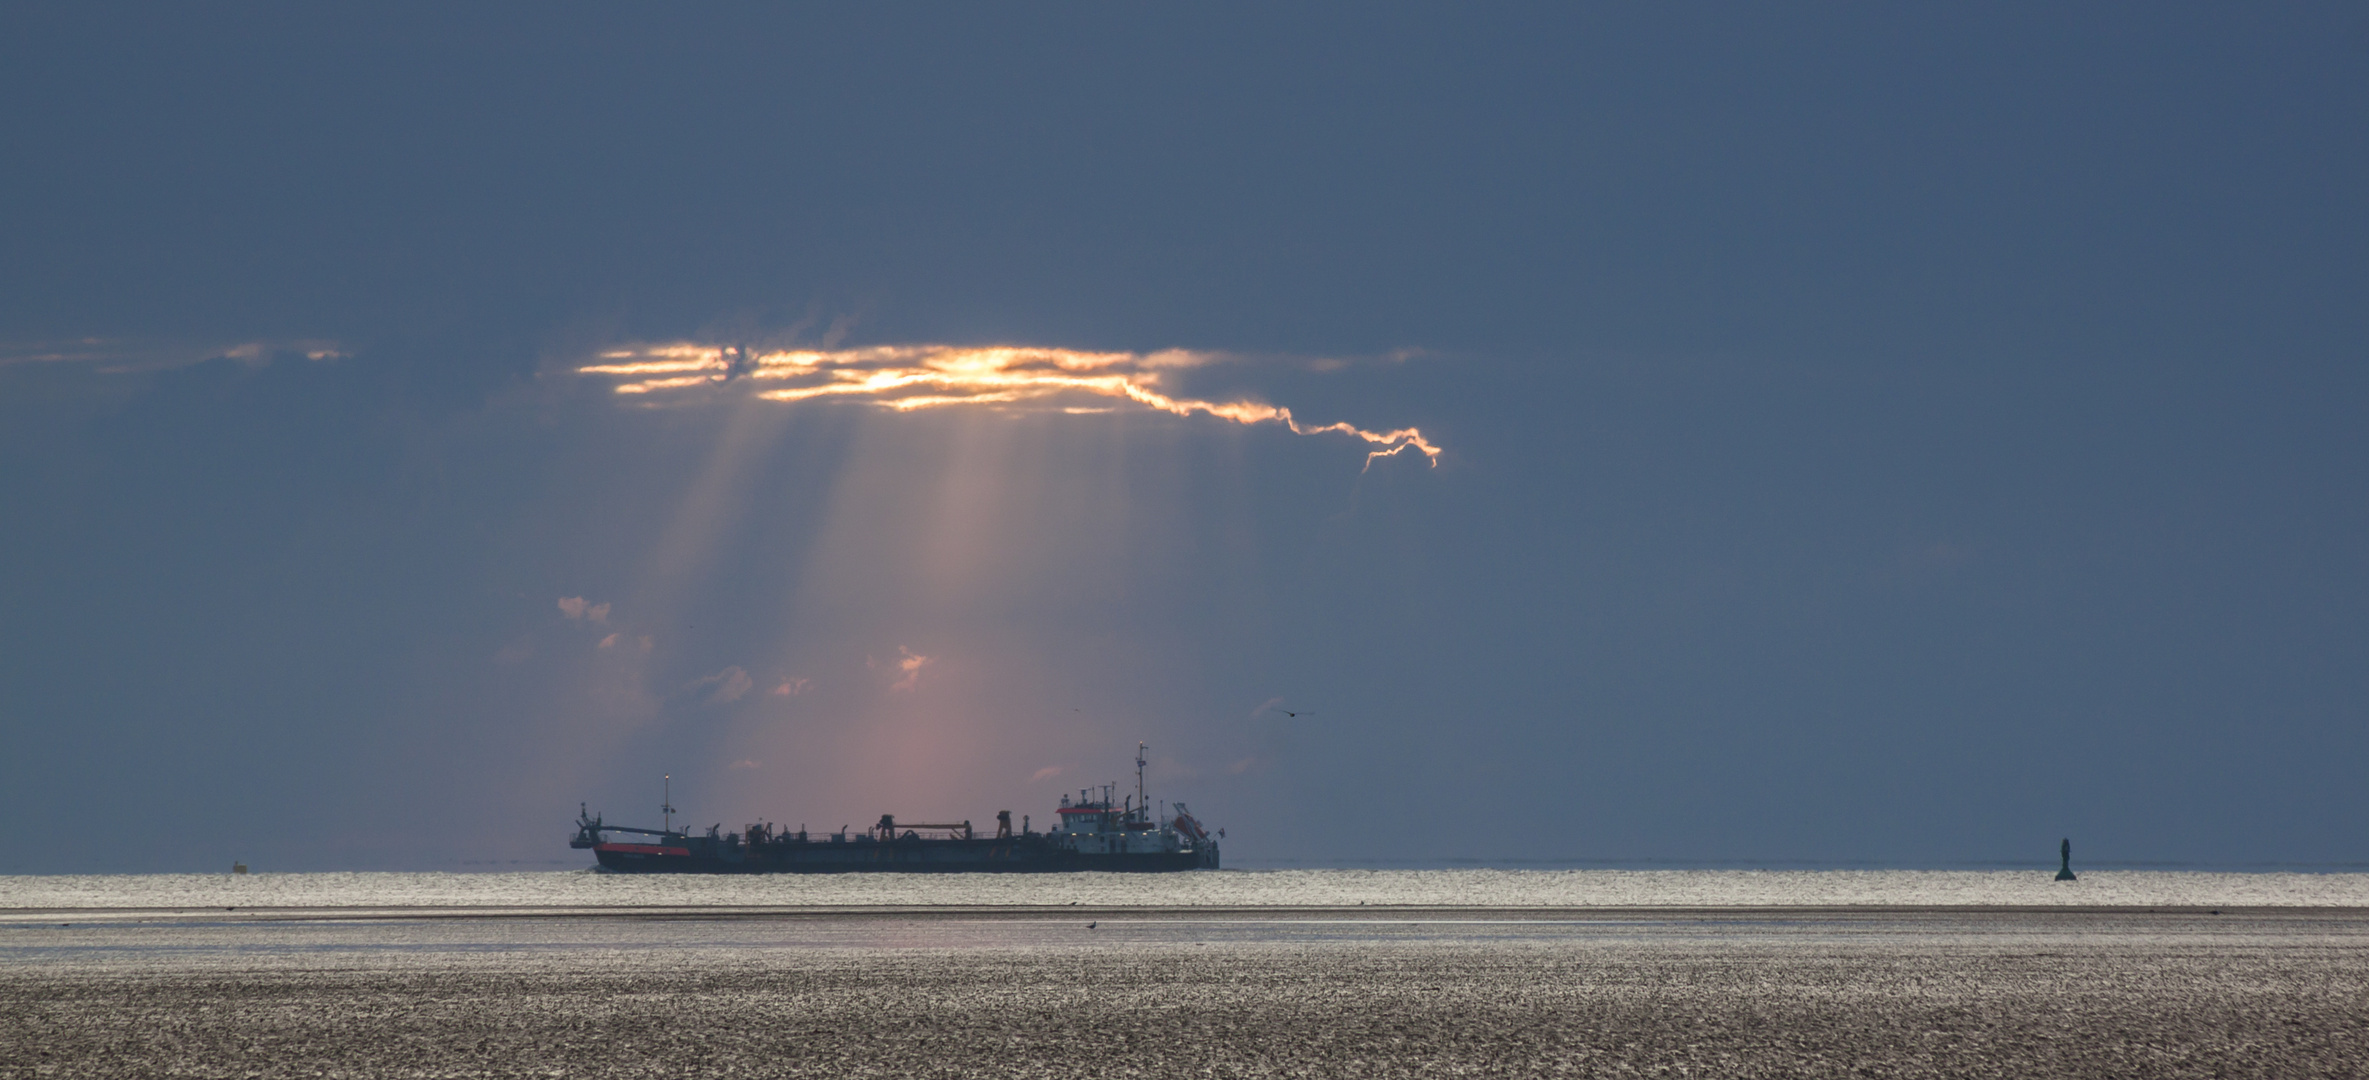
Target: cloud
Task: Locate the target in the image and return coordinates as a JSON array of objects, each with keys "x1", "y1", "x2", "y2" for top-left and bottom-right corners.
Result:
[
  {"x1": 685, "y1": 666, "x2": 754, "y2": 705},
  {"x1": 728, "y1": 759, "x2": 763, "y2": 770},
  {"x1": 870, "y1": 648, "x2": 934, "y2": 693},
  {"x1": 890, "y1": 647, "x2": 931, "y2": 692},
  {"x1": 597, "y1": 632, "x2": 620, "y2": 649},
  {"x1": 557, "y1": 597, "x2": 611, "y2": 623},
  {"x1": 1249, "y1": 696, "x2": 1287, "y2": 719},
  {"x1": 0, "y1": 338, "x2": 345, "y2": 373},
  {"x1": 575, "y1": 342, "x2": 1441, "y2": 470},
  {"x1": 771, "y1": 677, "x2": 811, "y2": 696},
  {"x1": 1028, "y1": 766, "x2": 1064, "y2": 783}
]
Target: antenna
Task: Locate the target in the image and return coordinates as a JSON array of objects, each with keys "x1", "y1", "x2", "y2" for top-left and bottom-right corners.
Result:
[{"x1": 662, "y1": 774, "x2": 675, "y2": 836}]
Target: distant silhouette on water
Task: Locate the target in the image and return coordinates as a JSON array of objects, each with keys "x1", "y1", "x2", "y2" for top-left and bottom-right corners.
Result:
[{"x1": 2056, "y1": 837, "x2": 2077, "y2": 881}]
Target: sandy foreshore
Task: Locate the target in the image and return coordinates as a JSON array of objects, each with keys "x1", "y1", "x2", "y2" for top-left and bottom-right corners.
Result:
[{"x1": 5, "y1": 907, "x2": 2366, "y2": 1077}]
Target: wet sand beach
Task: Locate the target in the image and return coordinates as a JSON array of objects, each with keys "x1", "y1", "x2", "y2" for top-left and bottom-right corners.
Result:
[{"x1": 5, "y1": 906, "x2": 2367, "y2": 1078}]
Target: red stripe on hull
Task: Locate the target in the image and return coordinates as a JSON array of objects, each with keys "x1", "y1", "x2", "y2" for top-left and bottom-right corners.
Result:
[{"x1": 595, "y1": 842, "x2": 691, "y2": 856}]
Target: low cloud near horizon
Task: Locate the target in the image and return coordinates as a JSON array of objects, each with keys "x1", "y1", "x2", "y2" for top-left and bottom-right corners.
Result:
[
  {"x1": 557, "y1": 597, "x2": 611, "y2": 623},
  {"x1": 684, "y1": 666, "x2": 754, "y2": 706}
]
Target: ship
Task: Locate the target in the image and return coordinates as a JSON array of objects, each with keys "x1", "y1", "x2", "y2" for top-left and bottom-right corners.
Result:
[{"x1": 569, "y1": 745, "x2": 1220, "y2": 873}]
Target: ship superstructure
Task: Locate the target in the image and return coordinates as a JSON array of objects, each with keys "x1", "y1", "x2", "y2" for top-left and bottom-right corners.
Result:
[{"x1": 569, "y1": 745, "x2": 1219, "y2": 874}]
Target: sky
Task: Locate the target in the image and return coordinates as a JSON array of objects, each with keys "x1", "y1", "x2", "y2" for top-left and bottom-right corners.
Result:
[{"x1": 3, "y1": 4, "x2": 2365, "y2": 873}]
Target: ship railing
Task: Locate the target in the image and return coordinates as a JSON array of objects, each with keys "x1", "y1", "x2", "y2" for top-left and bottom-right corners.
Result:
[{"x1": 873, "y1": 820, "x2": 975, "y2": 841}]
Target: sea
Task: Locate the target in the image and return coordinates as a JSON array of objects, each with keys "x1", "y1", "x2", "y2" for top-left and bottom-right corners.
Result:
[
  {"x1": 8, "y1": 868, "x2": 2368, "y2": 1076},
  {"x1": 6, "y1": 866, "x2": 2369, "y2": 912}
]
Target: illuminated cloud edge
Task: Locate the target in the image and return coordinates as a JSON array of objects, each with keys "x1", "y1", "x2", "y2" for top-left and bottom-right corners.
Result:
[{"x1": 576, "y1": 343, "x2": 1441, "y2": 468}]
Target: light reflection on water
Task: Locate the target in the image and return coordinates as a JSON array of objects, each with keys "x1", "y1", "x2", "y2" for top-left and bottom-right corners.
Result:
[
  {"x1": 6, "y1": 868, "x2": 2369, "y2": 911},
  {"x1": 10, "y1": 908, "x2": 2362, "y2": 976}
]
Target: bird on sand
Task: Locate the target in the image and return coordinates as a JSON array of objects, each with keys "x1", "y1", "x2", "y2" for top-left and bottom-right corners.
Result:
[{"x1": 1087, "y1": 922, "x2": 1097, "y2": 929}]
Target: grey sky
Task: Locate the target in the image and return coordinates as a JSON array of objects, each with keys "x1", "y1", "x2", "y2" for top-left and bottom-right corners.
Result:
[{"x1": 3, "y1": 5, "x2": 2364, "y2": 871}]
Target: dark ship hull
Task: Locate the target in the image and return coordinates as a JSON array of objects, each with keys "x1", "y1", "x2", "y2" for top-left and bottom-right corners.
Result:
[{"x1": 590, "y1": 836, "x2": 1214, "y2": 874}]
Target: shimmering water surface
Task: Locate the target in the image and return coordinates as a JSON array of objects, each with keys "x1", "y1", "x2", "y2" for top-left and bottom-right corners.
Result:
[
  {"x1": 5, "y1": 867, "x2": 2367, "y2": 913},
  {"x1": 7, "y1": 903, "x2": 2366, "y2": 1079},
  {"x1": 8, "y1": 872, "x2": 2366, "y2": 1078}
]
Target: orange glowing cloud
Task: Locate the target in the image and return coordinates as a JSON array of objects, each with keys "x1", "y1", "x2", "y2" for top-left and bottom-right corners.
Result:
[
  {"x1": 889, "y1": 647, "x2": 931, "y2": 693},
  {"x1": 574, "y1": 342, "x2": 1441, "y2": 469}
]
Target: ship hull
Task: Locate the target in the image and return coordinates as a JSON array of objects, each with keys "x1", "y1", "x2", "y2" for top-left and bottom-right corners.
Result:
[{"x1": 591, "y1": 838, "x2": 1216, "y2": 874}]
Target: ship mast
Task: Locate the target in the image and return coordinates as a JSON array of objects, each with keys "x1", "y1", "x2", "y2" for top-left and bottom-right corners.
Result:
[
  {"x1": 1136, "y1": 742, "x2": 1147, "y2": 825},
  {"x1": 662, "y1": 774, "x2": 675, "y2": 836}
]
